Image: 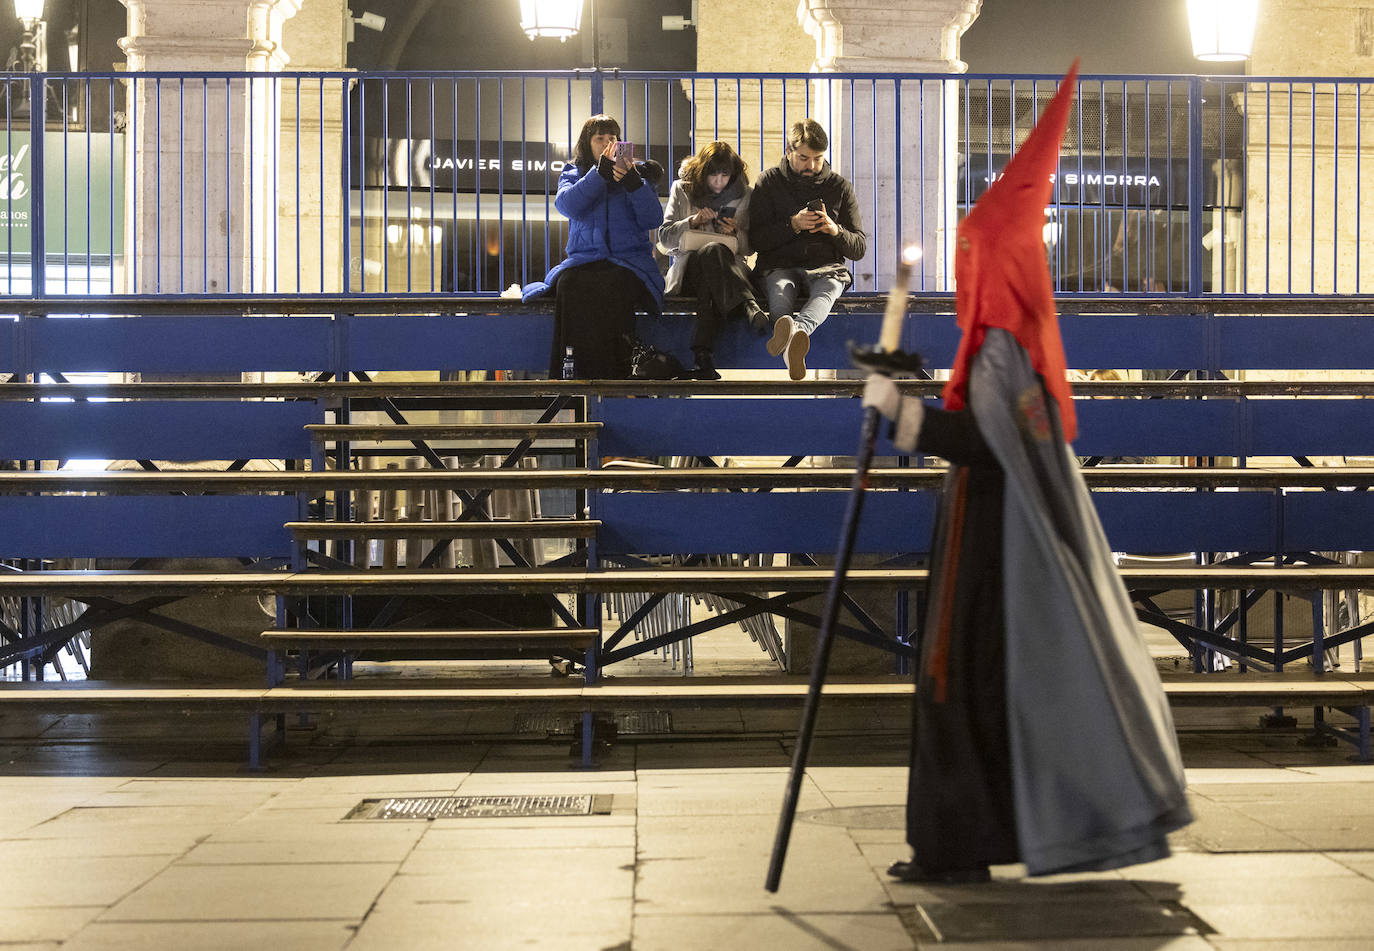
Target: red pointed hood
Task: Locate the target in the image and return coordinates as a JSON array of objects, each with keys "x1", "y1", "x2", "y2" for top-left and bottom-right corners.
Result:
[{"x1": 943, "y1": 61, "x2": 1079, "y2": 441}]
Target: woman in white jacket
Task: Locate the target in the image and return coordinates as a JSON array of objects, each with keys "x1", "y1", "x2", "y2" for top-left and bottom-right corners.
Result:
[{"x1": 658, "y1": 141, "x2": 769, "y2": 380}]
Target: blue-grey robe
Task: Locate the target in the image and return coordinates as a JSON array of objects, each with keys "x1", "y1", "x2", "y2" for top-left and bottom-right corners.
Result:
[{"x1": 915, "y1": 328, "x2": 1192, "y2": 875}]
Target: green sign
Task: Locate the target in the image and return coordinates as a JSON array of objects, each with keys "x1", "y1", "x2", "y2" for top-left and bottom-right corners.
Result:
[{"x1": 0, "y1": 130, "x2": 125, "y2": 258}]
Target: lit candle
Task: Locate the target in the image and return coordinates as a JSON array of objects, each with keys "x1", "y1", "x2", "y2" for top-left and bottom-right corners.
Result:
[{"x1": 879, "y1": 244, "x2": 922, "y2": 353}]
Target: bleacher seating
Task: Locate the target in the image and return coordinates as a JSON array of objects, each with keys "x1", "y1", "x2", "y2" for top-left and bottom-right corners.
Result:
[{"x1": 2, "y1": 295, "x2": 1372, "y2": 766}]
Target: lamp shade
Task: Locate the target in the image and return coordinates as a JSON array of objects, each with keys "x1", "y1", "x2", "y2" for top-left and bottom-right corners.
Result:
[
  {"x1": 1187, "y1": 0, "x2": 1259, "y2": 63},
  {"x1": 12, "y1": 0, "x2": 44, "y2": 22},
  {"x1": 519, "y1": 0, "x2": 583, "y2": 40}
]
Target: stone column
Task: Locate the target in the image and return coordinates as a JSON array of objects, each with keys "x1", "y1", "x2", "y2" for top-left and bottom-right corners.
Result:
[
  {"x1": 277, "y1": 0, "x2": 348, "y2": 294},
  {"x1": 118, "y1": 0, "x2": 302, "y2": 293},
  {"x1": 690, "y1": 0, "x2": 815, "y2": 181},
  {"x1": 798, "y1": 0, "x2": 979, "y2": 292}
]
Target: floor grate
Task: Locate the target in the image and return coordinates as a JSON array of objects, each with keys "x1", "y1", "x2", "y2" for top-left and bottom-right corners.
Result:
[
  {"x1": 344, "y1": 793, "x2": 611, "y2": 821},
  {"x1": 514, "y1": 710, "x2": 673, "y2": 736}
]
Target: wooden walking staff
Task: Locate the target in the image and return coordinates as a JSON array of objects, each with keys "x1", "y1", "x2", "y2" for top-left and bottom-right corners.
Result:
[{"x1": 765, "y1": 245, "x2": 925, "y2": 893}]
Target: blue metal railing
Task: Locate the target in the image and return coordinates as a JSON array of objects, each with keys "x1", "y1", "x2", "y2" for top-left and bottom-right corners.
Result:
[{"x1": 0, "y1": 68, "x2": 1368, "y2": 299}]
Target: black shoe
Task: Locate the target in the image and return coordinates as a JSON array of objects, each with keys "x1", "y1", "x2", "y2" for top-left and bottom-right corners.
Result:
[
  {"x1": 886, "y1": 859, "x2": 990, "y2": 884},
  {"x1": 746, "y1": 302, "x2": 770, "y2": 337},
  {"x1": 690, "y1": 349, "x2": 722, "y2": 381}
]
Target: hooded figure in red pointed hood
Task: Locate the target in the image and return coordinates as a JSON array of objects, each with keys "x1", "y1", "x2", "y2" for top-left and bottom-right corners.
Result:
[
  {"x1": 863, "y1": 62, "x2": 1190, "y2": 884},
  {"x1": 945, "y1": 61, "x2": 1079, "y2": 440}
]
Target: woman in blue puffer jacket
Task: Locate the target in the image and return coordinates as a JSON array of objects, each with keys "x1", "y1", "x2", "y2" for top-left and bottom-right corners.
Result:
[{"x1": 523, "y1": 114, "x2": 665, "y2": 379}]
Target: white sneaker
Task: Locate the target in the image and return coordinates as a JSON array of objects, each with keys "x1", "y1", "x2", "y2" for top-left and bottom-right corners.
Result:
[
  {"x1": 766, "y1": 314, "x2": 794, "y2": 357},
  {"x1": 785, "y1": 328, "x2": 810, "y2": 381}
]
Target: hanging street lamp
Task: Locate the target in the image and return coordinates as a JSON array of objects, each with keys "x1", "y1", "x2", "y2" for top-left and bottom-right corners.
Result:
[{"x1": 1187, "y1": 0, "x2": 1260, "y2": 63}]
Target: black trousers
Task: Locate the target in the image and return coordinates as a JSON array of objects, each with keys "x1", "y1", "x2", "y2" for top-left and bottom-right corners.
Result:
[
  {"x1": 680, "y1": 242, "x2": 758, "y2": 351},
  {"x1": 549, "y1": 260, "x2": 645, "y2": 379}
]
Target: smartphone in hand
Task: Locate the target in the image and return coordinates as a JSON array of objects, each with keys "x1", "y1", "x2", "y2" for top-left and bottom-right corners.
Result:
[
  {"x1": 614, "y1": 141, "x2": 636, "y2": 164},
  {"x1": 805, "y1": 198, "x2": 826, "y2": 214}
]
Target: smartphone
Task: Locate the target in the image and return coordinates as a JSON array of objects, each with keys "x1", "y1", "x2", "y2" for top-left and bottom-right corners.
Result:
[
  {"x1": 805, "y1": 198, "x2": 826, "y2": 214},
  {"x1": 717, "y1": 205, "x2": 737, "y2": 219},
  {"x1": 614, "y1": 140, "x2": 635, "y2": 162}
]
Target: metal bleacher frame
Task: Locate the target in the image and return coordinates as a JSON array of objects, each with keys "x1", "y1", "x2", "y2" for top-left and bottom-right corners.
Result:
[{"x1": 1, "y1": 294, "x2": 1373, "y2": 765}]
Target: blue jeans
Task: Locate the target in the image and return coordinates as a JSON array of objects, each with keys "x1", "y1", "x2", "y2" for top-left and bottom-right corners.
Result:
[{"x1": 760, "y1": 267, "x2": 848, "y2": 335}]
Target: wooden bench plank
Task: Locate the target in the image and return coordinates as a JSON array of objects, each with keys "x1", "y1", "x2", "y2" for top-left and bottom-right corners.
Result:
[
  {"x1": 7, "y1": 379, "x2": 1374, "y2": 401},
  {"x1": 261, "y1": 628, "x2": 600, "y2": 648},
  {"x1": 1, "y1": 676, "x2": 1369, "y2": 713},
  {"x1": 287, "y1": 519, "x2": 600, "y2": 539},
  {"x1": 5, "y1": 466, "x2": 1374, "y2": 493},
  {"x1": 305, "y1": 423, "x2": 600, "y2": 440},
  {"x1": 0, "y1": 565, "x2": 1372, "y2": 598}
]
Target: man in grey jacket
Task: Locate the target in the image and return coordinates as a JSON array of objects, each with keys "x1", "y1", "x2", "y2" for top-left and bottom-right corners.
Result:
[{"x1": 747, "y1": 118, "x2": 867, "y2": 380}]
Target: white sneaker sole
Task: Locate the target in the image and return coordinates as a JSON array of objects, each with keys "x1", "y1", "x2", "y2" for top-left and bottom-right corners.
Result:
[
  {"x1": 785, "y1": 329, "x2": 810, "y2": 381},
  {"x1": 765, "y1": 315, "x2": 793, "y2": 357}
]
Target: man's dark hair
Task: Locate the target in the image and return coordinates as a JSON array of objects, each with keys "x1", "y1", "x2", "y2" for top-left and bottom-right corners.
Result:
[
  {"x1": 573, "y1": 114, "x2": 621, "y2": 169},
  {"x1": 787, "y1": 118, "x2": 828, "y2": 154}
]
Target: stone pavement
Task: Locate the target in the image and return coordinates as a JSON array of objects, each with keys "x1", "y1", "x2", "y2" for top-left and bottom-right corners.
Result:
[{"x1": 1, "y1": 700, "x2": 1373, "y2": 950}]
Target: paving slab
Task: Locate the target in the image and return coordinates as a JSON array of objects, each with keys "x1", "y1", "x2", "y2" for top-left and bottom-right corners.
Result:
[
  {"x1": 62, "y1": 920, "x2": 355, "y2": 951},
  {"x1": 632, "y1": 910, "x2": 914, "y2": 950},
  {"x1": 102, "y1": 861, "x2": 398, "y2": 922},
  {"x1": 0, "y1": 905, "x2": 105, "y2": 943},
  {"x1": 347, "y1": 902, "x2": 632, "y2": 951},
  {"x1": 0, "y1": 855, "x2": 177, "y2": 908}
]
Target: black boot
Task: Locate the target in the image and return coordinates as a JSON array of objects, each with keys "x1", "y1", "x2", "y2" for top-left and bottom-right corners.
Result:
[
  {"x1": 886, "y1": 859, "x2": 990, "y2": 884},
  {"x1": 745, "y1": 300, "x2": 770, "y2": 337},
  {"x1": 691, "y1": 348, "x2": 721, "y2": 381}
]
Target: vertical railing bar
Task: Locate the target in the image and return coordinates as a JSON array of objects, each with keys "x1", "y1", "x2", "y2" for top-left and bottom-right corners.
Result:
[
  {"x1": 225, "y1": 77, "x2": 231, "y2": 294},
  {"x1": 318, "y1": 77, "x2": 324, "y2": 292},
  {"x1": 202, "y1": 78, "x2": 208, "y2": 293},
  {"x1": 383, "y1": 76, "x2": 394, "y2": 294},
  {"x1": 156, "y1": 77, "x2": 163, "y2": 292},
  {"x1": 758, "y1": 77, "x2": 765, "y2": 178},
  {"x1": 1239, "y1": 78, "x2": 1247, "y2": 294},
  {"x1": 690, "y1": 76, "x2": 696, "y2": 156},
  {"x1": 455, "y1": 76, "x2": 463, "y2": 291},
  {"x1": 1099, "y1": 79, "x2": 1107, "y2": 293},
  {"x1": 85, "y1": 79, "x2": 92, "y2": 293},
  {"x1": 1265, "y1": 81, "x2": 1271, "y2": 295},
  {"x1": 917, "y1": 78, "x2": 925, "y2": 291},
  {"x1": 1187, "y1": 75, "x2": 1203, "y2": 297},
  {"x1": 1165, "y1": 81, "x2": 1173, "y2": 292},
  {"x1": 1332, "y1": 81, "x2": 1338, "y2": 294},
  {"x1": 178, "y1": 77, "x2": 184, "y2": 293},
  {"x1": 1122, "y1": 80, "x2": 1130, "y2": 292},
  {"x1": 249, "y1": 75, "x2": 255, "y2": 293},
  {"x1": 498, "y1": 79, "x2": 505, "y2": 295},
  {"x1": 358, "y1": 77, "x2": 367, "y2": 293},
  {"x1": 1143, "y1": 80, "x2": 1153, "y2": 293},
  {"x1": 1310, "y1": 81, "x2": 1317, "y2": 293},
  {"x1": 405, "y1": 78, "x2": 413, "y2": 293},
  {"x1": 61, "y1": 80, "x2": 68, "y2": 295},
  {"x1": 474, "y1": 78, "x2": 481, "y2": 292},
  {"x1": 713, "y1": 75, "x2": 718, "y2": 138},
  {"x1": 1075, "y1": 74, "x2": 1084, "y2": 293},
  {"x1": 736, "y1": 76, "x2": 742, "y2": 155},
  {"x1": 1358, "y1": 83, "x2": 1363, "y2": 294},
  {"x1": 429, "y1": 78, "x2": 437, "y2": 292},
  {"x1": 893, "y1": 78, "x2": 902, "y2": 295},
  {"x1": 4, "y1": 81, "x2": 10, "y2": 297},
  {"x1": 130, "y1": 76, "x2": 138, "y2": 294},
  {"x1": 1286, "y1": 81, "x2": 1293, "y2": 294},
  {"x1": 871, "y1": 78, "x2": 878, "y2": 288},
  {"x1": 542, "y1": 77, "x2": 551, "y2": 289}
]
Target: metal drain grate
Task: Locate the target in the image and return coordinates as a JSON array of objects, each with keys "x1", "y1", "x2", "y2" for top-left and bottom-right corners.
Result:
[
  {"x1": 514, "y1": 710, "x2": 673, "y2": 736},
  {"x1": 345, "y1": 793, "x2": 611, "y2": 821}
]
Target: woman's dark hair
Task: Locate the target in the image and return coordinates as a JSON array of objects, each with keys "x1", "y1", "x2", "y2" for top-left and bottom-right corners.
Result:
[
  {"x1": 573, "y1": 114, "x2": 621, "y2": 169},
  {"x1": 678, "y1": 140, "x2": 748, "y2": 204}
]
